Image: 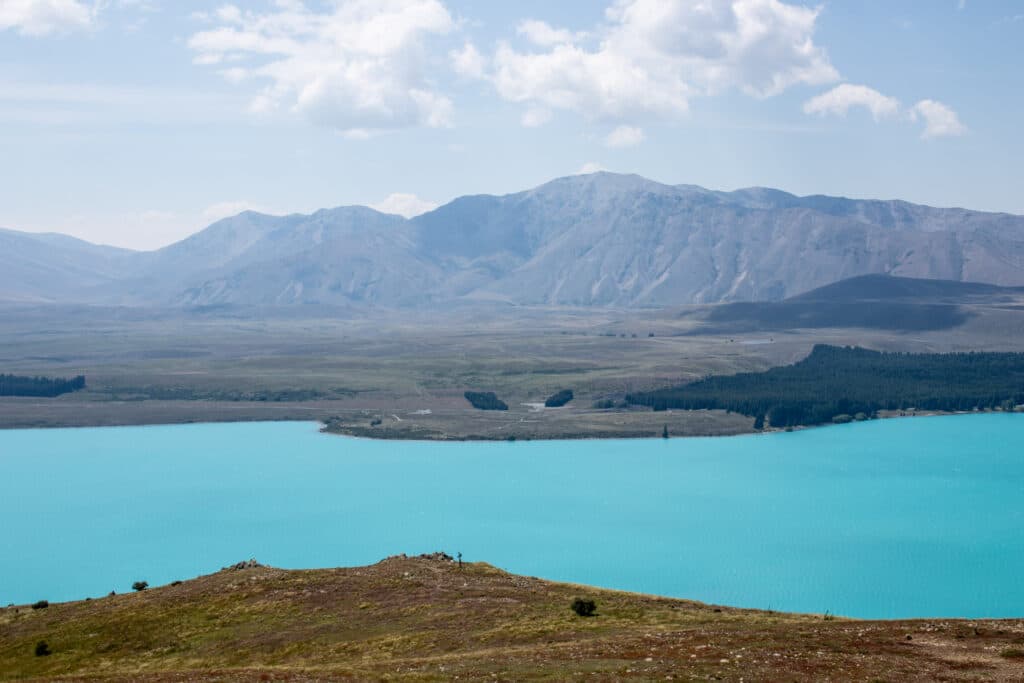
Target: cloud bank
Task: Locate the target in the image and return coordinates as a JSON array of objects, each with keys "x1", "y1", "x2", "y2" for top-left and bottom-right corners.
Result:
[
  {"x1": 189, "y1": 0, "x2": 456, "y2": 135},
  {"x1": 462, "y1": 0, "x2": 839, "y2": 145},
  {"x1": 0, "y1": 0, "x2": 94, "y2": 35}
]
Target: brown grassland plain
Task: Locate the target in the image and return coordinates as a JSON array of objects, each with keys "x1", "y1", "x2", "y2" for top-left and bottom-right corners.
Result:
[{"x1": 3, "y1": 300, "x2": 1024, "y2": 437}]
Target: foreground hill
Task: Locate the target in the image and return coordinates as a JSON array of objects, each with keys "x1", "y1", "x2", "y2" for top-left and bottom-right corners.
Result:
[
  {"x1": 1, "y1": 555, "x2": 1022, "y2": 681},
  {"x1": 5, "y1": 173, "x2": 1024, "y2": 307}
]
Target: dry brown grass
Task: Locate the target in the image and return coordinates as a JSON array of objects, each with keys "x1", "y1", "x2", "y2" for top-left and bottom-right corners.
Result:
[{"x1": 2, "y1": 556, "x2": 1024, "y2": 681}]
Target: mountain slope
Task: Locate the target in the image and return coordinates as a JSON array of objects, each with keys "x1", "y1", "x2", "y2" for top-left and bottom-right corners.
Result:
[
  {"x1": 789, "y1": 273, "x2": 1024, "y2": 302},
  {"x1": 6, "y1": 173, "x2": 1024, "y2": 307},
  {"x1": 415, "y1": 173, "x2": 1024, "y2": 306},
  {"x1": 0, "y1": 229, "x2": 136, "y2": 303},
  {"x1": 694, "y1": 274, "x2": 1024, "y2": 334},
  {"x1": 108, "y1": 208, "x2": 440, "y2": 306}
]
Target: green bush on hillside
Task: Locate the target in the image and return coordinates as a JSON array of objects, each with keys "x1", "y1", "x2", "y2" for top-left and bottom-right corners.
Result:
[{"x1": 571, "y1": 598, "x2": 597, "y2": 617}]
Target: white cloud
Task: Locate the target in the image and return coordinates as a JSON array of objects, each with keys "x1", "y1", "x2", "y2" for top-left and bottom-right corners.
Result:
[
  {"x1": 202, "y1": 200, "x2": 267, "y2": 223},
  {"x1": 516, "y1": 19, "x2": 581, "y2": 46},
  {"x1": 189, "y1": 0, "x2": 456, "y2": 134},
  {"x1": 604, "y1": 124, "x2": 645, "y2": 147},
  {"x1": 803, "y1": 85, "x2": 966, "y2": 140},
  {"x1": 577, "y1": 161, "x2": 608, "y2": 174},
  {"x1": 803, "y1": 84, "x2": 900, "y2": 122},
  {"x1": 910, "y1": 99, "x2": 967, "y2": 139},
  {"x1": 0, "y1": 0, "x2": 94, "y2": 35},
  {"x1": 474, "y1": 0, "x2": 837, "y2": 127},
  {"x1": 370, "y1": 192, "x2": 438, "y2": 218},
  {"x1": 520, "y1": 107, "x2": 552, "y2": 127},
  {"x1": 450, "y1": 41, "x2": 485, "y2": 78}
]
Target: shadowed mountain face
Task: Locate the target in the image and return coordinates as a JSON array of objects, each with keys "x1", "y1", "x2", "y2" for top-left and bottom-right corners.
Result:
[
  {"x1": 696, "y1": 274, "x2": 1024, "y2": 334},
  {"x1": 787, "y1": 274, "x2": 1024, "y2": 302},
  {"x1": 5, "y1": 173, "x2": 1024, "y2": 307}
]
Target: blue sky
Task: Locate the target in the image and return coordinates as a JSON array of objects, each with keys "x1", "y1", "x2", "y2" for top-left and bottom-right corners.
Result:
[{"x1": 1, "y1": 0, "x2": 1021, "y2": 249}]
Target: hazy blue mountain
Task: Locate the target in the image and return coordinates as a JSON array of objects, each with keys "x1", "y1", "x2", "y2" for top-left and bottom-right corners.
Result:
[
  {"x1": 5, "y1": 172, "x2": 1024, "y2": 307},
  {"x1": 111, "y1": 207, "x2": 439, "y2": 306},
  {"x1": 410, "y1": 173, "x2": 1024, "y2": 305},
  {"x1": 0, "y1": 228, "x2": 136, "y2": 303}
]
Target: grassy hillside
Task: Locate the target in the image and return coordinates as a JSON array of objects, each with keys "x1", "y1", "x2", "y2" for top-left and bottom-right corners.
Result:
[{"x1": 2, "y1": 556, "x2": 1023, "y2": 681}]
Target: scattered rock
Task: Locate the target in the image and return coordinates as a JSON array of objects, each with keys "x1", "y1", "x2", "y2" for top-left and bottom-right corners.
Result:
[
  {"x1": 417, "y1": 552, "x2": 454, "y2": 562},
  {"x1": 382, "y1": 552, "x2": 453, "y2": 563},
  {"x1": 223, "y1": 559, "x2": 264, "y2": 571}
]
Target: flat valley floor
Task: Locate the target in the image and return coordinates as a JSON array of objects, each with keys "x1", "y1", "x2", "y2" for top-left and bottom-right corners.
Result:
[{"x1": 4, "y1": 291, "x2": 1024, "y2": 438}]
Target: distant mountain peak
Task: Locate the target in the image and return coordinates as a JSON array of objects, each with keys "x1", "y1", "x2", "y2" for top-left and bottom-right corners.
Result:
[{"x1": 3, "y1": 174, "x2": 1024, "y2": 307}]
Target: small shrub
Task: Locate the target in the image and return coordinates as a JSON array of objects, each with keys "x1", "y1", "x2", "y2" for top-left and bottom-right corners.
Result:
[
  {"x1": 1001, "y1": 648, "x2": 1024, "y2": 659},
  {"x1": 571, "y1": 598, "x2": 596, "y2": 617},
  {"x1": 464, "y1": 391, "x2": 508, "y2": 411},
  {"x1": 544, "y1": 389, "x2": 574, "y2": 408},
  {"x1": 132, "y1": 581, "x2": 148, "y2": 592},
  {"x1": 35, "y1": 641, "x2": 51, "y2": 657},
  {"x1": 171, "y1": 580, "x2": 183, "y2": 586},
  {"x1": 30, "y1": 600, "x2": 48, "y2": 610}
]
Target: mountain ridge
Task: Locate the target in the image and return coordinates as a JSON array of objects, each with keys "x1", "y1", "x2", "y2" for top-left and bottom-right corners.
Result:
[{"x1": 6, "y1": 172, "x2": 1024, "y2": 307}]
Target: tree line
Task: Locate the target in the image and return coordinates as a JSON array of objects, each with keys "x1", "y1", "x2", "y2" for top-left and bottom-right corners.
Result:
[
  {"x1": 0, "y1": 373, "x2": 86, "y2": 397},
  {"x1": 625, "y1": 345, "x2": 1024, "y2": 428}
]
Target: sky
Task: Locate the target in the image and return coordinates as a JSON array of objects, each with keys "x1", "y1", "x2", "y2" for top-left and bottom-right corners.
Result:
[{"x1": 0, "y1": 0, "x2": 1021, "y2": 250}]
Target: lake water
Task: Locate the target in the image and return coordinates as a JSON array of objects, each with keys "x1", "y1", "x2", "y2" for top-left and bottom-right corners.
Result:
[{"x1": 2, "y1": 414, "x2": 1022, "y2": 618}]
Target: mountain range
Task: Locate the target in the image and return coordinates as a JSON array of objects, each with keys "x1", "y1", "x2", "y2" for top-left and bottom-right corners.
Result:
[{"x1": 5, "y1": 172, "x2": 1024, "y2": 308}]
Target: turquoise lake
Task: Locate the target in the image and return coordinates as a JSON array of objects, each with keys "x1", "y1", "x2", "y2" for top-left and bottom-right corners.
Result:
[{"x1": 2, "y1": 414, "x2": 1023, "y2": 618}]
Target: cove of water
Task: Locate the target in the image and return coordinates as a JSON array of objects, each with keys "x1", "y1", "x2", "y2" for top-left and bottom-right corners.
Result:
[{"x1": 1, "y1": 414, "x2": 1022, "y2": 618}]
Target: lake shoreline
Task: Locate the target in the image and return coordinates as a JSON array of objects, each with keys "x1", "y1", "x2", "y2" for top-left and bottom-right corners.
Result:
[{"x1": 0, "y1": 395, "x2": 1014, "y2": 440}]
